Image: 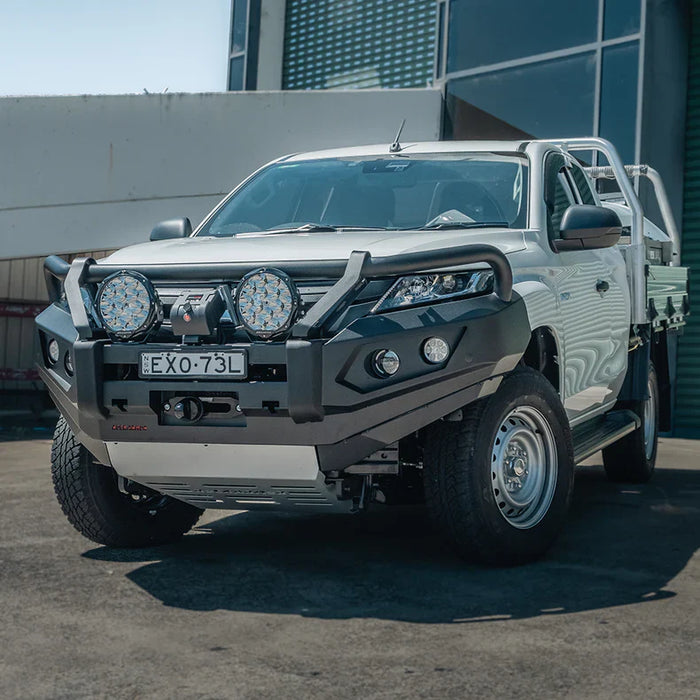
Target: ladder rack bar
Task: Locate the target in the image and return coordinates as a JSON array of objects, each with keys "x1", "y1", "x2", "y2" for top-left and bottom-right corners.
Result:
[{"x1": 585, "y1": 164, "x2": 680, "y2": 265}]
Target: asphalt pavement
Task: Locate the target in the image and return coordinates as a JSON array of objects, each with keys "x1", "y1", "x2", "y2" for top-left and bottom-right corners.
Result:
[{"x1": 1, "y1": 436, "x2": 698, "y2": 699}]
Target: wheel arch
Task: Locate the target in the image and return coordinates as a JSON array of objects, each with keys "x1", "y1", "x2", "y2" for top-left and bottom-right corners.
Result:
[
  {"x1": 618, "y1": 328, "x2": 674, "y2": 432},
  {"x1": 512, "y1": 280, "x2": 564, "y2": 396},
  {"x1": 521, "y1": 325, "x2": 561, "y2": 395},
  {"x1": 651, "y1": 330, "x2": 674, "y2": 432}
]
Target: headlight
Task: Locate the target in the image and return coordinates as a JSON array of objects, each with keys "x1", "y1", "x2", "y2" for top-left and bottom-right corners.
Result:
[
  {"x1": 235, "y1": 268, "x2": 299, "y2": 339},
  {"x1": 372, "y1": 270, "x2": 494, "y2": 313},
  {"x1": 96, "y1": 271, "x2": 161, "y2": 340}
]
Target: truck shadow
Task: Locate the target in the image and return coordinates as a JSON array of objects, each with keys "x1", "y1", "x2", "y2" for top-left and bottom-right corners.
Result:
[{"x1": 84, "y1": 465, "x2": 699, "y2": 623}]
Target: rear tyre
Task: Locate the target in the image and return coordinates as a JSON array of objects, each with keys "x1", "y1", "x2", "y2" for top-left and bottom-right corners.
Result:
[
  {"x1": 51, "y1": 416, "x2": 202, "y2": 547},
  {"x1": 603, "y1": 363, "x2": 658, "y2": 483},
  {"x1": 423, "y1": 368, "x2": 574, "y2": 566}
]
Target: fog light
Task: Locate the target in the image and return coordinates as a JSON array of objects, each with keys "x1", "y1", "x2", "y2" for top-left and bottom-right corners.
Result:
[
  {"x1": 423, "y1": 337, "x2": 450, "y2": 364},
  {"x1": 47, "y1": 339, "x2": 60, "y2": 365},
  {"x1": 64, "y1": 351, "x2": 74, "y2": 376},
  {"x1": 372, "y1": 349, "x2": 400, "y2": 377}
]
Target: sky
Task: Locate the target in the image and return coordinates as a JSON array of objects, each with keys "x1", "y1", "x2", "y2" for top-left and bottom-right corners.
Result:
[{"x1": 0, "y1": 0, "x2": 231, "y2": 96}]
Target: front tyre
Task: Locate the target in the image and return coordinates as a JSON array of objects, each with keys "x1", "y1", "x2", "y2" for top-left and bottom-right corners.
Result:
[
  {"x1": 51, "y1": 417, "x2": 202, "y2": 547},
  {"x1": 423, "y1": 368, "x2": 574, "y2": 566},
  {"x1": 602, "y1": 362, "x2": 659, "y2": 483}
]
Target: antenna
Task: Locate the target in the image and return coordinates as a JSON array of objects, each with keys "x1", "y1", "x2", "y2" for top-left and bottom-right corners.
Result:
[{"x1": 389, "y1": 119, "x2": 406, "y2": 153}]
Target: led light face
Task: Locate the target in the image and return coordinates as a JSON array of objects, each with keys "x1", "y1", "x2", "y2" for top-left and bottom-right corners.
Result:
[
  {"x1": 373, "y1": 271, "x2": 494, "y2": 313},
  {"x1": 47, "y1": 339, "x2": 60, "y2": 364},
  {"x1": 235, "y1": 269, "x2": 298, "y2": 338},
  {"x1": 372, "y1": 349, "x2": 400, "y2": 377},
  {"x1": 97, "y1": 272, "x2": 159, "y2": 339},
  {"x1": 423, "y1": 337, "x2": 450, "y2": 364}
]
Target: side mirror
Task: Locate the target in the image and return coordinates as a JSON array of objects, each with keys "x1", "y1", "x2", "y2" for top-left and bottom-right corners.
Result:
[
  {"x1": 554, "y1": 205, "x2": 622, "y2": 251},
  {"x1": 150, "y1": 217, "x2": 192, "y2": 241}
]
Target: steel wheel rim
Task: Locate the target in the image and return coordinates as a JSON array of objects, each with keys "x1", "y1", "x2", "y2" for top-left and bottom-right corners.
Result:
[
  {"x1": 644, "y1": 375, "x2": 657, "y2": 460},
  {"x1": 491, "y1": 406, "x2": 558, "y2": 529}
]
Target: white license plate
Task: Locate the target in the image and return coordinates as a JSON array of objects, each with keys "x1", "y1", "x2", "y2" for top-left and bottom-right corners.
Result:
[{"x1": 139, "y1": 351, "x2": 246, "y2": 378}]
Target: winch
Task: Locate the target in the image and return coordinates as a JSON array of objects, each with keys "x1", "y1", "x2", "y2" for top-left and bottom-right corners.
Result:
[{"x1": 170, "y1": 289, "x2": 225, "y2": 338}]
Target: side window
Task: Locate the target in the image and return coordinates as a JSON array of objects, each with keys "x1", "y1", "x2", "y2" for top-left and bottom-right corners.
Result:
[
  {"x1": 568, "y1": 163, "x2": 597, "y2": 205},
  {"x1": 544, "y1": 153, "x2": 575, "y2": 241}
]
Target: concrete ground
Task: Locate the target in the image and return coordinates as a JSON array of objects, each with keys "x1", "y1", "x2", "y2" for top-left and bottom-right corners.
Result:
[{"x1": 0, "y1": 437, "x2": 698, "y2": 699}]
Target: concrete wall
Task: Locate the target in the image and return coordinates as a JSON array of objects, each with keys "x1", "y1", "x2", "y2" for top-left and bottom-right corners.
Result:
[{"x1": 0, "y1": 89, "x2": 442, "y2": 260}]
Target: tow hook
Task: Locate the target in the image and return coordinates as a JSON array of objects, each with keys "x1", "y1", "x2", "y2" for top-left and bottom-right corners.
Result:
[{"x1": 164, "y1": 397, "x2": 204, "y2": 423}]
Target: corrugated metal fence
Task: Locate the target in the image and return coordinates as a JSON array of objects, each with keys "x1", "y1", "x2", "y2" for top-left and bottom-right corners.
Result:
[
  {"x1": 0, "y1": 252, "x2": 113, "y2": 401},
  {"x1": 676, "y1": 2, "x2": 700, "y2": 437}
]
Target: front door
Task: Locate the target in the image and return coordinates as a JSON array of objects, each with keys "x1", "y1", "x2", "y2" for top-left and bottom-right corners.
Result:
[{"x1": 544, "y1": 154, "x2": 629, "y2": 423}]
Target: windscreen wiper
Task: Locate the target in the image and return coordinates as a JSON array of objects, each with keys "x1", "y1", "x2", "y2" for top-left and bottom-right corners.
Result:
[
  {"x1": 262, "y1": 223, "x2": 339, "y2": 234},
  {"x1": 420, "y1": 221, "x2": 509, "y2": 230},
  {"x1": 248, "y1": 223, "x2": 391, "y2": 236}
]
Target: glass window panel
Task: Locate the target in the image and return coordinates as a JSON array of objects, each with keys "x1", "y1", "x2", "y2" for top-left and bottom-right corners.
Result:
[
  {"x1": 446, "y1": 52, "x2": 596, "y2": 139},
  {"x1": 599, "y1": 42, "x2": 639, "y2": 164},
  {"x1": 231, "y1": 0, "x2": 248, "y2": 54},
  {"x1": 228, "y1": 55, "x2": 245, "y2": 91},
  {"x1": 198, "y1": 154, "x2": 529, "y2": 235},
  {"x1": 244, "y1": 0, "x2": 261, "y2": 90},
  {"x1": 447, "y1": 0, "x2": 597, "y2": 73},
  {"x1": 544, "y1": 154, "x2": 575, "y2": 239},
  {"x1": 550, "y1": 173, "x2": 575, "y2": 236},
  {"x1": 283, "y1": 0, "x2": 436, "y2": 90},
  {"x1": 571, "y1": 150, "x2": 595, "y2": 167},
  {"x1": 569, "y1": 163, "x2": 597, "y2": 204},
  {"x1": 603, "y1": 0, "x2": 641, "y2": 40}
]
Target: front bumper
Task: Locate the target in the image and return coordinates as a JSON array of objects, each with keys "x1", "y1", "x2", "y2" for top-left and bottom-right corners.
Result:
[{"x1": 37, "y1": 294, "x2": 529, "y2": 471}]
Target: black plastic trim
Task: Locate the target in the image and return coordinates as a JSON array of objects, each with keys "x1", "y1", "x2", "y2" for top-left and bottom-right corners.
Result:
[
  {"x1": 287, "y1": 339, "x2": 324, "y2": 423},
  {"x1": 74, "y1": 341, "x2": 107, "y2": 418}
]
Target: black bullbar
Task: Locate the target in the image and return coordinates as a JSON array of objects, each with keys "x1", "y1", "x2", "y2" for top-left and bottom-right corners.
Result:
[{"x1": 43, "y1": 244, "x2": 512, "y2": 340}]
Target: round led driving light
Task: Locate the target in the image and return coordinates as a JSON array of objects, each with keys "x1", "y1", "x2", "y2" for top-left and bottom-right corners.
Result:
[
  {"x1": 372, "y1": 349, "x2": 400, "y2": 377},
  {"x1": 47, "y1": 339, "x2": 60, "y2": 365},
  {"x1": 235, "y1": 268, "x2": 299, "y2": 339},
  {"x1": 423, "y1": 337, "x2": 450, "y2": 364},
  {"x1": 96, "y1": 271, "x2": 160, "y2": 340}
]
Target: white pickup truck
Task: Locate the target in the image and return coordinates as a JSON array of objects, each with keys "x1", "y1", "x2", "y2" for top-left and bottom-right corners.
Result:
[{"x1": 37, "y1": 137, "x2": 689, "y2": 565}]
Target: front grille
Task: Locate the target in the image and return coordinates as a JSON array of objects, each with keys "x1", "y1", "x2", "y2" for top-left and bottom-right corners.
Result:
[
  {"x1": 154, "y1": 282, "x2": 334, "y2": 307},
  {"x1": 141, "y1": 278, "x2": 390, "y2": 343},
  {"x1": 146, "y1": 280, "x2": 336, "y2": 343}
]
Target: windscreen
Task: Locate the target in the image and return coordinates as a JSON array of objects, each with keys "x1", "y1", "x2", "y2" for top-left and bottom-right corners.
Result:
[{"x1": 197, "y1": 153, "x2": 528, "y2": 237}]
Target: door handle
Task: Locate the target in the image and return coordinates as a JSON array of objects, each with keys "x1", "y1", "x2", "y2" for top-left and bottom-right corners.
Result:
[{"x1": 596, "y1": 279, "x2": 610, "y2": 293}]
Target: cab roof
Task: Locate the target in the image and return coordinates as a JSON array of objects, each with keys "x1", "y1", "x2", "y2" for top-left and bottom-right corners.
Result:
[{"x1": 281, "y1": 140, "x2": 557, "y2": 162}]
